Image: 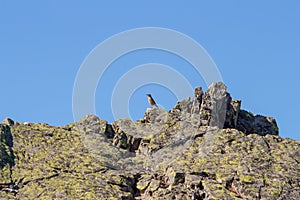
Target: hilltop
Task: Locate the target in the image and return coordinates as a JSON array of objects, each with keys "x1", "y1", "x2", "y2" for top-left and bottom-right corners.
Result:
[{"x1": 1, "y1": 82, "x2": 299, "y2": 199}]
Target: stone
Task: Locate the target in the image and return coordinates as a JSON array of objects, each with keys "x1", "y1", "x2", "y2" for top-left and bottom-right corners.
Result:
[
  {"x1": 237, "y1": 110, "x2": 279, "y2": 136},
  {"x1": 224, "y1": 99, "x2": 241, "y2": 129},
  {"x1": 0, "y1": 82, "x2": 295, "y2": 200},
  {"x1": 191, "y1": 86, "x2": 203, "y2": 114},
  {"x1": 2, "y1": 118, "x2": 14, "y2": 126},
  {"x1": 199, "y1": 82, "x2": 229, "y2": 128},
  {"x1": 166, "y1": 167, "x2": 185, "y2": 186}
]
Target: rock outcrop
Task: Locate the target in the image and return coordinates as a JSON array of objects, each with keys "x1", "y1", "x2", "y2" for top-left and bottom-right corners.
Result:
[{"x1": 0, "y1": 82, "x2": 299, "y2": 199}]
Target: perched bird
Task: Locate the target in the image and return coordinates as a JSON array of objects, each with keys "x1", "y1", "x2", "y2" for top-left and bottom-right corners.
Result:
[{"x1": 146, "y1": 94, "x2": 158, "y2": 108}]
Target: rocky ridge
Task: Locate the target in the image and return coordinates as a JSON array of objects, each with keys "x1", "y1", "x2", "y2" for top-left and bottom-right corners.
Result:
[{"x1": 0, "y1": 82, "x2": 299, "y2": 199}]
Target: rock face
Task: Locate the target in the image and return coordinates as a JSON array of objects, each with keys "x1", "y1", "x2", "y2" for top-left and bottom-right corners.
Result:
[{"x1": 1, "y1": 82, "x2": 299, "y2": 200}]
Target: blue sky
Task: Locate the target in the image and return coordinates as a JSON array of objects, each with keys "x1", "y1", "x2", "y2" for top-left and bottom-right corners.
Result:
[{"x1": 0, "y1": 1, "x2": 299, "y2": 140}]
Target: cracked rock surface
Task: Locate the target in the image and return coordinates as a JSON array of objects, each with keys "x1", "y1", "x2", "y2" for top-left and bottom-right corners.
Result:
[{"x1": 1, "y1": 82, "x2": 299, "y2": 199}]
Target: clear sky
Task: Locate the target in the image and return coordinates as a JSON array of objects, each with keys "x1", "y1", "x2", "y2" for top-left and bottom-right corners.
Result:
[{"x1": 0, "y1": 1, "x2": 299, "y2": 140}]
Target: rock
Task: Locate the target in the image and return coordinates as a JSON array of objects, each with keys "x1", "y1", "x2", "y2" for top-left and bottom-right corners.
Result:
[
  {"x1": 143, "y1": 107, "x2": 168, "y2": 123},
  {"x1": 177, "y1": 82, "x2": 278, "y2": 135},
  {"x1": 23, "y1": 122, "x2": 32, "y2": 126},
  {"x1": 166, "y1": 167, "x2": 185, "y2": 186},
  {"x1": 237, "y1": 110, "x2": 279, "y2": 136},
  {"x1": 2, "y1": 118, "x2": 14, "y2": 126},
  {"x1": 231, "y1": 99, "x2": 241, "y2": 127},
  {"x1": 191, "y1": 86, "x2": 203, "y2": 114},
  {"x1": 0, "y1": 124, "x2": 14, "y2": 186},
  {"x1": 199, "y1": 82, "x2": 230, "y2": 128},
  {"x1": 0, "y1": 82, "x2": 296, "y2": 199},
  {"x1": 223, "y1": 99, "x2": 241, "y2": 129}
]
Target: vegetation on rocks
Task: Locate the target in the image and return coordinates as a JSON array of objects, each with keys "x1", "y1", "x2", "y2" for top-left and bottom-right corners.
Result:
[{"x1": 0, "y1": 82, "x2": 299, "y2": 199}]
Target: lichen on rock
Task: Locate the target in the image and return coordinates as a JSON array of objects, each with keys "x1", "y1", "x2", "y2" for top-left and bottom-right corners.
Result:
[{"x1": 0, "y1": 82, "x2": 299, "y2": 199}]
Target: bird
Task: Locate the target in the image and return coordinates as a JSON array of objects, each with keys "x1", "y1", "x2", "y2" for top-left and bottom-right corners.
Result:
[{"x1": 146, "y1": 94, "x2": 158, "y2": 108}]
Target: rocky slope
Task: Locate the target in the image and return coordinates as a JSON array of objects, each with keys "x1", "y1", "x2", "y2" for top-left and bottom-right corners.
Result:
[{"x1": 0, "y1": 82, "x2": 299, "y2": 199}]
